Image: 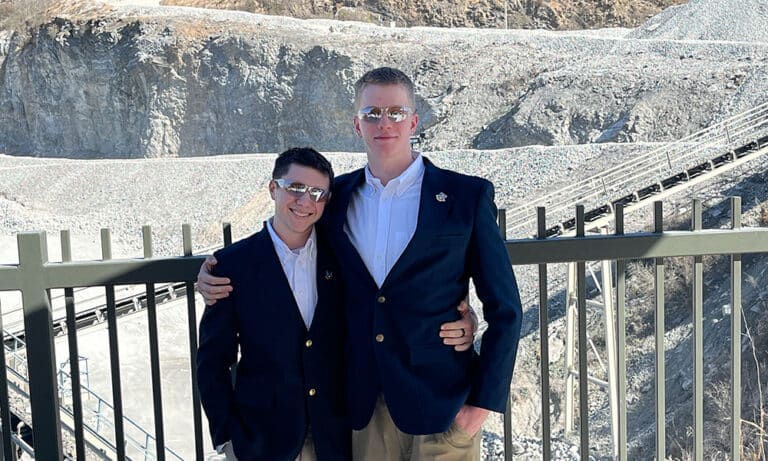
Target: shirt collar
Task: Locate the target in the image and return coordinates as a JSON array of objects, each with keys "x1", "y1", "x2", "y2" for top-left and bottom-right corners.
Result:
[
  {"x1": 363, "y1": 152, "x2": 424, "y2": 197},
  {"x1": 266, "y1": 219, "x2": 315, "y2": 257}
]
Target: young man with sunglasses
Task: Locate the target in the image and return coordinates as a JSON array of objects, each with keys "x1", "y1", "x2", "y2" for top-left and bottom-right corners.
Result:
[
  {"x1": 324, "y1": 67, "x2": 523, "y2": 461},
  {"x1": 197, "y1": 148, "x2": 350, "y2": 461},
  {"x1": 199, "y1": 67, "x2": 519, "y2": 460},
  {"x1": 196, "y1": 147, "x2": 474, "y2": 461}
]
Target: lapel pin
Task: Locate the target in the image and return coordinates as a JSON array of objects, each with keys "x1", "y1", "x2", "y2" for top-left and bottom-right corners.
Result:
[
  {"x1": 435, "y1": 192, "x2": 448, "y2": 203},
  {"x1": 324, "y1": 270, "x2": 334, "y2": 280}
]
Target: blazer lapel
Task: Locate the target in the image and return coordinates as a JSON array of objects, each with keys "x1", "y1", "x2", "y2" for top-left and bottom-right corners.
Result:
[
  {"x1": 326, "y1": 168, "x2": 365, "y2": 234},
  {"x1": 311, "y1": 233, "x2": 339, "y2": 333},
  {"x1": 381, "y1": 158, "x2": 454, "y2": 289}
]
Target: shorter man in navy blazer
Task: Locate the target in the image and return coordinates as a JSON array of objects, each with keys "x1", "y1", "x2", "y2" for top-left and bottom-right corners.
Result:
[{"x1": 197, "y1": 148, "x2": 350, "y2": 461}]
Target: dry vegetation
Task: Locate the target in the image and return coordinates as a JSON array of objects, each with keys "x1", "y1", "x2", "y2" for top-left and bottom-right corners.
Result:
[{"x1": 159, "y1": 0, "x2": 337, "y2": 19}]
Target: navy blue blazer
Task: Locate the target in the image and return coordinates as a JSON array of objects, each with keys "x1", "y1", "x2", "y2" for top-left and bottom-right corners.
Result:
[
  {"x1": 196, "y1": 226, "x2": 351, "y2": 461},
  {"x1": 321, "y1": 157, "x2": 523, "y2": 435}
]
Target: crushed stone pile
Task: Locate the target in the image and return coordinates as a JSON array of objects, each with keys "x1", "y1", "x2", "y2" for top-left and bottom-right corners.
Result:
[{"x1": 631, "y1": 0, "x2": 768, "y2": 42}]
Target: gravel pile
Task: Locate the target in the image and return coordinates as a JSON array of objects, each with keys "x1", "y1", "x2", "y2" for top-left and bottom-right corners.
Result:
[
  {"x1": 631, "y1": 0, "x2": 768, "y2": 42},
  {"x1": 0, "y1": 143, "x2": 655, "y2": 258},
  {"x1": 481, "y1": 431, "x2": 582, "y2": 461}
]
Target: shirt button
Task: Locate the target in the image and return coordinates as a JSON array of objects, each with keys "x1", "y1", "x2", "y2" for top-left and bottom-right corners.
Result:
[
  {"x1": 377, "y1": 296, "x2": 386, "y2": 303},
  {"x1": 376, "y1": 334, "x2": 384, "y2": 343},
  {"x1": 308, "y1": 388, "x2": 316, "y2": 396},
  {"x1": 305, "y1": 339, "x2": 313, "y2": 348}
]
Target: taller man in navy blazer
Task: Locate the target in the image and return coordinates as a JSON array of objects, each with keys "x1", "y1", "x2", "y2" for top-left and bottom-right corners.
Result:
[{"x1": 330, "y1": 67, "x2": 523, "y2": 460}]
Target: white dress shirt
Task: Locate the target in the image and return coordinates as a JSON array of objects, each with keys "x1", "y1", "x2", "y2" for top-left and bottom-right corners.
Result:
[
  {"x1": 345, "y1": 154, "x2": 424, "y2": 287},
  {"x1": 266, "y1": 220, "x2": 318, "y2": 329}
]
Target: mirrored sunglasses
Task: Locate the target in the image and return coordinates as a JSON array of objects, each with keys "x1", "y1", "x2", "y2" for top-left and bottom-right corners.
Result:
[
  {"x1": 356, "y1": 105, "x2": 414, "y2": 123},
  {"x1": 273, "y1": 178, "x2": 330, "y2": 203}
]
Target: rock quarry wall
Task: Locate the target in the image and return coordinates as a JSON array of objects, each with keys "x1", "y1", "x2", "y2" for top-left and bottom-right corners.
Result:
[{"x1": 0, "y1": 2, "x2": 766, "y2": 158}]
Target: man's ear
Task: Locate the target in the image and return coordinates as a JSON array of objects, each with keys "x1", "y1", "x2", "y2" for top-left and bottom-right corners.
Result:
[
  {"x1": 353, "y1": 117, "x2": 362, "y2": 137},
  {"x1": 409, "y1": 113, "x2": 419, "y2": 135},
  {"x1": 268, "y1": 180, "x2": 276, "y2": 200}
]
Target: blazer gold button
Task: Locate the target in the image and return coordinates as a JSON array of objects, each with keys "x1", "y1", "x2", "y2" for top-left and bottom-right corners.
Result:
[
  {"x1": 377, "y1": 296, "x2": 386, "y2": 303},
  {"x1": 308, "y1": 388, "x2": 316, "y2": 396},
  {"x1": 305, "y1": 339, "x2": 313, "y2": 348},
  {"x1": 376, "y1": 334, "x2": 384, "y2": 343}
]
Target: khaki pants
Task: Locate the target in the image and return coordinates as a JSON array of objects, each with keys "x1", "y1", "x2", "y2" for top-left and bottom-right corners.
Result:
[
  {"x1": 224, "y1": 432, "x2": 317, "y2": 461},
  {"x1": 352, "y1": 396, "x2": 481, "y2": 461}
]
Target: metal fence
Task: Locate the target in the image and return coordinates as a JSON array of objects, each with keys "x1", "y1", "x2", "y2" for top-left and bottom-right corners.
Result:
[
  {"x1": 0, "y1": 226, "x2": 209, "y2": 460},
  {"x1": 1, "y1": 200, "x2": 768, "y2": 460},
  {"x1": 502, "y1": 198, "x2": 768, "y2": 461}
]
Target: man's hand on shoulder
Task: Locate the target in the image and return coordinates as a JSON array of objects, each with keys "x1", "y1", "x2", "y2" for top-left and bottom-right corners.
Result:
[{"x1": 196, "y1": 255, "x2": 233, "y2": 306}]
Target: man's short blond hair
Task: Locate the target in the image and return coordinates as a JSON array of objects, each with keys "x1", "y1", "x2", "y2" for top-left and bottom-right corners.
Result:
[{"x1": 353, "y1": 67, "x2": 416, "y2": 109}]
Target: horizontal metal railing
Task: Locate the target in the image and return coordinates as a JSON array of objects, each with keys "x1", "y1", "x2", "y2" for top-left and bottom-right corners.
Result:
[
  {"x1": 58, "y1": 366, "x2": 185, "y2": 461},
  {"x1": 0, "y1": 324, "x2": 185, "y2": 461},
  {"x1": 506, "y1": 101, "x2": 768, "y2": 237},
  {"x1": 0, "y1": 234, "x2": 232, "y2": 339},
  {"x1": 1, "y1": 313, "x2": 185, "y2": 460}
]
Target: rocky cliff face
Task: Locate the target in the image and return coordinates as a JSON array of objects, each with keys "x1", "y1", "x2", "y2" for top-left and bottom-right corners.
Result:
[
  {"x1": 0, "y1": 3, "x2": 766, "y2": 158},
  {"x1": 0, "y1": 13, "x2": 368, "y2": 157}
]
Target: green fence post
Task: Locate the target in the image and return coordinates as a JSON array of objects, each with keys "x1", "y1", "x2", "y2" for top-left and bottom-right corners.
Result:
[{"x1": 18, "y1": 232, "x2": 63, "y2": 459}]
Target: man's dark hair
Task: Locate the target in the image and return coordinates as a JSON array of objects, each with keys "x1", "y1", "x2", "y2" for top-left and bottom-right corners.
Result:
[
  {"x1": 354, "y1": 67, "x2": 416, "y2": 109},
  {"x1": 272, "y1": 147, "x2": 334, "y2": 184}
]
